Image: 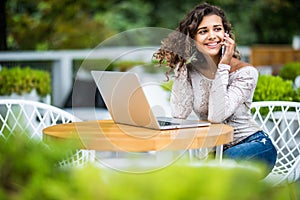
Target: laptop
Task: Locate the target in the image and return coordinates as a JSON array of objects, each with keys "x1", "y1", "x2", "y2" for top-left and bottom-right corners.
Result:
[{"x1": 91, "y1": 71, "x2": 210, "y2": 130}]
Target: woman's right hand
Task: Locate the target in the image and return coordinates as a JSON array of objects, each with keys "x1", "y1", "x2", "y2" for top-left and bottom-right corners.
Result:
[{"x1": 219, "y1": 33, "x2": 235, "y2": 65}]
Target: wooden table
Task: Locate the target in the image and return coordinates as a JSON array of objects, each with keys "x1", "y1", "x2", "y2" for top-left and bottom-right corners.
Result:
[{"x1": 43, "y1": 120, "x2": 233, "y2": 156}]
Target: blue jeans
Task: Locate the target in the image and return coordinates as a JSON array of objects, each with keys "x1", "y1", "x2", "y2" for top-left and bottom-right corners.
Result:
[{"x1": 223, "y1": 131, "x2": 277, "y2": 175}]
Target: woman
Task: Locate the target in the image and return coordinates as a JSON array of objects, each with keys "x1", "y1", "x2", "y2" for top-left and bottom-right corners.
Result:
[{"x1": 153, "y1": 3, "x2": 277, "y2": 175}]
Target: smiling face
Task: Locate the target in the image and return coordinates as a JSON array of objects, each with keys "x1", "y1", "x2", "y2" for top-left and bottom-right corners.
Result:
[{"x1": 195, "y1": 14, "x2": 225, "y2": 62}]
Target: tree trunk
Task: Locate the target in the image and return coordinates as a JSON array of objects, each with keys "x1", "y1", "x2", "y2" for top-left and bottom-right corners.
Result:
[{"x1": 0, "y1": 0, "x2": 7, "y2": 51}]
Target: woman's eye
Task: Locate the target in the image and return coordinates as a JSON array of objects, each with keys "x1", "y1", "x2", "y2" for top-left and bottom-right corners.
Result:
[
  {"x1": 214, "y1": 27, "x2": 223, "y2": 32},
  {"x1": 198, "y1": 30, "x2": 207, "y2": 35}
]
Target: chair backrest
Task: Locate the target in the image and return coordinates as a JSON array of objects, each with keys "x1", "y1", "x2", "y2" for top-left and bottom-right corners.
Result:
[
  {"x1": 0, "y1": 99, "x2": 80, "y2": 141},
  {"x1": 251, "y1": 101, "x2": 300, "y2": 185}
]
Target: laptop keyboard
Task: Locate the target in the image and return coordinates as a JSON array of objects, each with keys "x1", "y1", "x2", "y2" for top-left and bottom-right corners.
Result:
[{"x1": 158, "y1": 120, "x2": 180, "y2": 126}]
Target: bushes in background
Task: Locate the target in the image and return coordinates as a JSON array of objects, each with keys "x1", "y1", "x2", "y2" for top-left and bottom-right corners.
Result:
[
  {"x1": 0, "y1": 66, "x2": 51, "y2": 97},
  {"x1": 253, "y1": 75, "x2": 299, "y2": 102},
  {"x1": 279, "y1": 62, "x2": 300, "y2": 82},
  {"x1": 1, "y1": 134, "x2": 299, "y2": 200}
]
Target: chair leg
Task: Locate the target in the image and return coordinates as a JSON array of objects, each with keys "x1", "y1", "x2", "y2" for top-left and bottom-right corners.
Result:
[
  {"x1": 188, "y1": 148, "x2": 212, "y2": 162},
  {"x1": 215, "y1": 145, "x2": 223, "y2": 162}
]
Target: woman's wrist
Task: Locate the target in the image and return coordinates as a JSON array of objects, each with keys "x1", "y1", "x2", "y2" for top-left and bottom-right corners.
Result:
[{"x1": 218, "y1": 63, "x2": 231, "y2": 72}]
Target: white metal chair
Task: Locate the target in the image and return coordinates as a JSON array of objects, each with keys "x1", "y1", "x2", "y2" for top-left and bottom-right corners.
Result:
[
  {"x1": 0, "y1": 99, "x2": 95, "y2": 167},
  {"x1": 251, "y1": 101, "x2": 300, "y2": 185}
]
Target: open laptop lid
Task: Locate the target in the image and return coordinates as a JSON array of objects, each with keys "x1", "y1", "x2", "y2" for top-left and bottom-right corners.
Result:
[{"x1": 91, "y1": 70, "x2": 162, "y2": 129}]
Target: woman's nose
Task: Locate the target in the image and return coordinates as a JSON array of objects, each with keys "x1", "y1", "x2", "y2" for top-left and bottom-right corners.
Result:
[{"x1": 208, "y1": 31, "x2": 216, "y2": 40}]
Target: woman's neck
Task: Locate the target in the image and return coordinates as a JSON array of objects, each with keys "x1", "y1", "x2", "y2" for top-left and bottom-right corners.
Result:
[{"x1": 213, "y1": 55, "x2": 221, "y2": 65}]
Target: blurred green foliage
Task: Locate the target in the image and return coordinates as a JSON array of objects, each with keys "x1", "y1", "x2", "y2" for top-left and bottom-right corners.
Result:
[
  {"x1": 279, "y1": 62, "x2": 300, "y2": 81},
  {"x1": 161, "y1": 79, "x2": 174, "y2": 92},
  {"x1": 74, "y1": 58, "x2": 116, "y2": 73},
  {"x1": 111, "y1": 60, "x2": 146, "y2": 71},
  {"x1": 161, "y1": 79, "x2": 173, "y2": 101},
  {"x1": 213, "y1": 0, "x2": 300, "y2": 45},
  {"x1": 6, "y1": 0, "x2": 115, "y2": 50},
  {"x1": 105, "y1": 162, "x2": 298, "y2": 200},
  {"x1": 4, "y1": 0, "x2": 300, "y2": 50},
  {"x1": 253, "y1": 75, "x2": 298, "y2": 102},
  {"x1": 0, "y1": 134, "x2": 108, "y2": 200},
  {"x1": 252, "y1": 74, "x2": 300, "y2": 115},
  {"x1": 0, "y1": 134, "x2": 299, "y2": 199},
  {"x1": 98, "y1": 0, "x2": 153, "y2": 32},
  {"x1": 0, "y1": 66, "x2": 51, "y2": 97}
]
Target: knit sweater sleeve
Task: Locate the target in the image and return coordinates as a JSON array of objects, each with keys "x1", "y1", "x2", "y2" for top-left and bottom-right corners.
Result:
[
  {"x1": 170, "y1": 67, "x2": 194, "y2": 119},
  {"x1": 208, "y1": 64, "x2": 258, "y2": 123}
]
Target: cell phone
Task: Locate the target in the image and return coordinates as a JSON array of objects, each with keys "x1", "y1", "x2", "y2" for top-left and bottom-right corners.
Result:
[
  {"x1": 221, "y1": 31, "x2": 229, "y2": 57},
  {"x1": 221, "y1": 45, "x2": 226, "y2": 57}
]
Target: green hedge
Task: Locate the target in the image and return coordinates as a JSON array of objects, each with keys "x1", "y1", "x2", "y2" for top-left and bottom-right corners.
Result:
[
  {"x1": 279, "y1": 62, "x2": 300, "y2": 81},
  {"x1": 253, "y1": 75, "x2": 298, "y2": 102},
  {"x1": 0, "y1": 66, "x2": 51, "y2": 97}
]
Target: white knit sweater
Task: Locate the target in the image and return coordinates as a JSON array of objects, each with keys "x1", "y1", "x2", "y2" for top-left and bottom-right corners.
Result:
[{"x1": 170, "y1": 63, "x2": 261, "y2": 147}]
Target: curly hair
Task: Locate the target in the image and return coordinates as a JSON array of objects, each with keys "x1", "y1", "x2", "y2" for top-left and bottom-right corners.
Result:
[{"x1": 153, "y1": 3, "x2": 240, "y2": 78}]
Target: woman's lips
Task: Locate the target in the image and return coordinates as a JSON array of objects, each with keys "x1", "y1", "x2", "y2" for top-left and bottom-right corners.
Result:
[{"x1": 206, "y1": 42, "x2": 220, "y2": 49}]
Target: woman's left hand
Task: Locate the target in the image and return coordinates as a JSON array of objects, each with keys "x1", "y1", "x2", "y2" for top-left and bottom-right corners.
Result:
[{"x1": 219, "y1": 33, "x2": 235, "y2": 65}]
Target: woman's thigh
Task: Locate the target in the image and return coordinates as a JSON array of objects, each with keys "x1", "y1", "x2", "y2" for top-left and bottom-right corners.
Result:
[{"x1": 223, "y1": 131, "x2": 277, "y2": 171}]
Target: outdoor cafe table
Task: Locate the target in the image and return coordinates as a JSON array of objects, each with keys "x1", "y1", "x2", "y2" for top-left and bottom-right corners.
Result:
[{"x1": 42, "y1": 119, "x2": 233, "y2": 160}]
